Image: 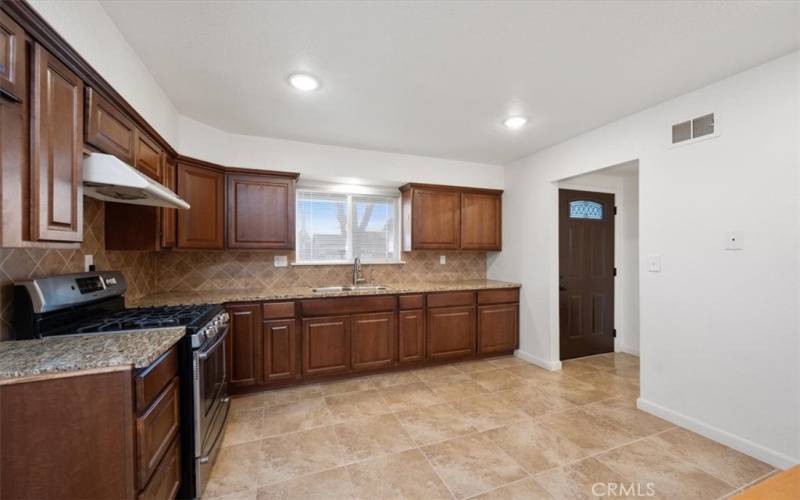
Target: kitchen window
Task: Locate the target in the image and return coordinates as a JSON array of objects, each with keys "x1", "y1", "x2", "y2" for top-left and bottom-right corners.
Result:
[{"x1": 295, "y1": 188, "x2": 401, "y2": 264}]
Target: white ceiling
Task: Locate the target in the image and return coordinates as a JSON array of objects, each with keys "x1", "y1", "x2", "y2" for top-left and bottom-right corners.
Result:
[{"x1": 100, "y1": 1, "x2": 800, "y2": 165}]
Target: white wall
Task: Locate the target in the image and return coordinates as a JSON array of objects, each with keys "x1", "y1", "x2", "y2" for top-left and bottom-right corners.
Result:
[
  {"x1": 489, "y1": 51, "x2": 800, "y2": 468},
  {"x1": 177, "y1": 116, "x2": 504, "y2": 189},
  {"x1": 557, "y1": 166, "x2": 640, "y2": 356},
  {"x1": 30, "y1": 1, "x2": 504, "y2": 190}
]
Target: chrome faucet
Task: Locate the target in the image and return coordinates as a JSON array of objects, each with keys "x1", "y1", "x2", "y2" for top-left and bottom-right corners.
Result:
[{"x1": 353, "y1": 257, "x2": 366, "y2": 286}]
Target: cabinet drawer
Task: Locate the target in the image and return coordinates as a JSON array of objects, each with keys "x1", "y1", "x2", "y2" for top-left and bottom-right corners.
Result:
[
  {"x1": 477, "y1": 288, "x2": 519, "y2": 305},
  {"x1": 136, "y1": 378, "x2": 180, "y2": 489},
  {"x1": 427, "y1": 291, "x2": 475, "y2": 308},
  {"x1": 263, "y1": 301, "x2": 296, "y2": 319},
  {"x1": 138, "y1": 434, "x2": 180, "y2": 500},
  {"x1": 398, "y1": 294, "x2": 424, "y2": 310},
  {"x1": 300, "y1": 296, "x2": 396, "y2": 316},
  {"x1": 135, "y1": 348, "x2": 178, "y2": 413}
]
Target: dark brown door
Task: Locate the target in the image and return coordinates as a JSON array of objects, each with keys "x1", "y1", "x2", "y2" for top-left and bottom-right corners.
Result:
[
  {"x1": 427, "y1": 305, "x2": 476, "y2": 359},
  {"x1": 350, "y1": 312, "x2": 395, "y2": 371},
  {"x1": 478, "y1": 303, "x2": 518, "y2": 354},
  {"x1": 226, "y1": 304, "x2": 261, "y2": 390},
  {"x1": 398, "y1": 309, "x2": 426, "y2": 363},
  {"x1": 461, "y1": 192, "x2": 502, "y2": 250},
  {"x1": 302, "y1": 316, "x2": 350, "y2": 377},
  {"x1": 30, "y1": 43, "x2": 83, "y2": 242},
  {"x1": 412, "y1": 188, "x2": 460, "y2": 249},
  {"x1": 262, "y1": 319, "x2": 297, "y2": 382},
  {"x1": 559, "y1": 189, "x2": 615, "y2": 360},
  {"x1": 177, "y1": 161, "x2": 224, "y2": 249},
  {"x1": 226, "y1": 173, "x2": 295, "y2": 249}
]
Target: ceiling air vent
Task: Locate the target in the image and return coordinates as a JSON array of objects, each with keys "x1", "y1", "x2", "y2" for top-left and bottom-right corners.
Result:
[{"x1": 671, "y1": 113, "x2": 715, "y2": 145}]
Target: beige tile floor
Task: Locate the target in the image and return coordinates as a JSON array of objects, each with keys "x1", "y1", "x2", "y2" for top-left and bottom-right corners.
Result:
[{"x1": 206, "y1": 353, "x2": 777, "y2": 499}]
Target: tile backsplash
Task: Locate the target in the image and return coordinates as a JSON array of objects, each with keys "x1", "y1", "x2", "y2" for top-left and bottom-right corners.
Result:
[
  {"x1": 0, "y1": 198, "x2": 487, "y2": 340},
  {"x1": 151, "y1": 250, "x2": 486, "y2": 293},
  {"x1": 0, "y1": 198, "x2": 156, "y2": 340}
]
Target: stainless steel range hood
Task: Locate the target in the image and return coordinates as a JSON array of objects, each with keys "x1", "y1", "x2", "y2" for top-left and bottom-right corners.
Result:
[{"x1": 83, "y1": 152, "x2": 190, "y2": 209}]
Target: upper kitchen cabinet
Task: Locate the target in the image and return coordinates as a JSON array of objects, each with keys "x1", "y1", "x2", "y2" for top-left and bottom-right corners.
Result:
[
  {"x1": 0, "y1": 10, "x2": 26, "y2": 102},
  {"x1": 161, "y1": 157, "x2": 177, "y2": 248},
  {"x1": 226, "y1": 171, "x2": 298, "y2": 249},
  {"x1": 177, "y1": 159, "x2": 225, "y2": 249},
  {"x1": 401, "y1": 185, "x2": 461, "y2": 250},
  {"x1": 30, "y1": 43, "x2": 84, "y2": 243},
  {"x1": 85, "y1": 88, "x2": 135, "y2": 165},
  {"x1": 400, "y1": 183, "x2": 503, "y2": 251},
  {"x1": 461, "y1": 191, "x2": 502, "y2": 250},
  {"x1": 134, "y1": 129, "x2": 163, "y2": 180}
]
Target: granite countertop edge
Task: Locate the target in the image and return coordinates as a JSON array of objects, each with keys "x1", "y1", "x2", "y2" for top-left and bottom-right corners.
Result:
[
  {"x1": 0, "y1": 327, "x2": 185, "y2": 381},
  {"x1": 130, "y1": 279, "x2": 521, "y2": 307}
]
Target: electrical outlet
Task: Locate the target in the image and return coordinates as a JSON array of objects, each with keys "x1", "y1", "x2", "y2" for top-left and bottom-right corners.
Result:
[
  {"x1": 647, "y1": 255, "x2": 661, "y2": 273},
  {"x1": 84, "y1": 254, "x2": 94, "y2": 272},
  {"x1": 274, "y1": 255, "x2": 288, "y2": 267},
  {"x1": 440, "y1": 255, "x2": 446, "y2": 265},
  {"x1": 725, "y1": 231, "x2": 742, "y2": 251}
]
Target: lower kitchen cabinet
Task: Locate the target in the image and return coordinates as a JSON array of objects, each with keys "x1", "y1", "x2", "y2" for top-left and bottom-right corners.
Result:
[
  {"x1": 262, "y1": 319, "x2": 297, "y2": 382},
  {"x1": 302, "y1": 316, "x2": 350, "y2": 377},
  {"x1": 227, "y1": 288, "x2": 519, "y2": 393},
  {"x1": 350, "y1": 312, "x2": 395, "y2": 371},
  {"x1": 427, "y1": 305, "x2": 476, "y2": 360},
  {"x1": 226, "y1": 304, "x2": 261, "y2": 390},
  {"x1": 398, "y1": 309, "x2": 426, "y2": 363},
  {"x1": 478, "y1": 303, "x2": 519, "y2": 354}
]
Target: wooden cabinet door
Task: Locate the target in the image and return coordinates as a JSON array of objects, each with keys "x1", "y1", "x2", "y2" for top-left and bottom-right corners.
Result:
[
  {"x1": 350, "y1": 312, "x2": 395, "y2": 371},
  {"x1": 85, "y1": 88, "x2": 135, "y2": 164},
  {"x1": 478, "y1": 303, "x2": 518, "y2": 354},
  {"x1": 262, "y1": 319, "x2": 297, "y2": 382},
  {"x1": 412, "y1": 189, "x2": 460, "y2": 249},
  {"x1": 160, "y1": 157, "x2": 177, "y2": 248},
  {"x1": 461, "y1": 192, "x2": 501, "y2": 250},
  {"x1": 226, "y1": 304, "x2": 261, "y2": 390},
  {"x1": 134, "y1": 129, "x2": 163, "y2": 180},
  {"x1": 398, "y1": 309, "x2": 425, "y2": 363},
  {"x1": 0, "y1": 11, "x2": 26, "y2": 102},
  {"x1": 302, "y1": 316, "x2": 350, "y2": 377},
  {"x1": 427, "y1": 305, "x2": 476, "y2": 360},
  {"x1": 177, "y1": 162, "x2": 224, "y2": 249},
  {"x1": 30, "y1": 44, "x2": 83, "y2": 243},
  {"x1": 227, "y1": 173, "x2": 295, "y2": 249}
]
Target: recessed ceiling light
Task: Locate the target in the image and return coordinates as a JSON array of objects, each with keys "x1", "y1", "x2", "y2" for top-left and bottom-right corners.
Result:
[
  {"x1": 503, "y1": 116, "x2": 528, "y2": 129},
  {"x1": 288, "y1": 73, "x2": 320, "y2": 91}
]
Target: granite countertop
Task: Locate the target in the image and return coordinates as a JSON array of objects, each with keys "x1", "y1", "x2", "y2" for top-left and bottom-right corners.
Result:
[
  {"x1": 129, "y1": 279, "x2": 521, "y2": 307},
  {"x1": 0, "y1": 327, "x2": 185, "y2": 380}
]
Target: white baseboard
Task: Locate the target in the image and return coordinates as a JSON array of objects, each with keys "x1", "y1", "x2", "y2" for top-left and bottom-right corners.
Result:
[
  {"x1": 514, "y1": 349, "x2": 562, "y2": 371},
  {"x1": 618, "y1": 344, "x2": 640, "y2": 356},
  {"x1": 637, "y1": 398, "x2": 798, "y2": 470}
]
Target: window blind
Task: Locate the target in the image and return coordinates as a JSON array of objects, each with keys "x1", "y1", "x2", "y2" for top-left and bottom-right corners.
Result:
[{"x1": 296, "y1": 190, "x2": 399, "y2": 264}]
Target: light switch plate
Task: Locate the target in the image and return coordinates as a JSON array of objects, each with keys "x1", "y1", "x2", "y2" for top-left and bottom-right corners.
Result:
[
  {"x1": 84, "y1": 254, "x2": 93, "y2": 272},
  {"x1": 440, "y1": 255, "x2": 446, "y2": 265},
  {"x1": 647, "y1": 255, "x2": 662, "y2": 273},
  {"x1": 274, "y1": 255, "x2": 288, "y2": 267}
]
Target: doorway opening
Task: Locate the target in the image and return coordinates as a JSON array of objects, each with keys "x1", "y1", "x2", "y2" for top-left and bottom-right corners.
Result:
[{"x1": 556, "y1": 161, "x2": 639, "y2": 361}]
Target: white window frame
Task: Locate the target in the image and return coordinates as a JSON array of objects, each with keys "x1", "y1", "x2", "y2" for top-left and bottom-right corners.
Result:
[{"x1": 294, "y1": 184, "x2": 402, "y2": 265}]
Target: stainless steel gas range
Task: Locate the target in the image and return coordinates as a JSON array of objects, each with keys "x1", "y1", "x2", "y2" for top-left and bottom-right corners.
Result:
[{"x1": 13, "y1": 271, "x2": 230, "y2": 499}]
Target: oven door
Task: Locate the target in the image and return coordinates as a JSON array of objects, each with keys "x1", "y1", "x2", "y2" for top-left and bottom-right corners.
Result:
[{"x1": 193, "y1": 324, "x2": 229, "y2": 456}]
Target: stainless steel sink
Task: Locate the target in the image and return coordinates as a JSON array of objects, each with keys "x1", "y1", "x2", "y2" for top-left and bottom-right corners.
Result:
[{"x1": 312, "y1": 284, "x2": 388, "y2": 293}]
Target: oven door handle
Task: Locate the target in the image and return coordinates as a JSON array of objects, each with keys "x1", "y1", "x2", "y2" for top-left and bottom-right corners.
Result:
[{"x1": 197, "y1": 326, "x2": 228, "y2": 360}]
